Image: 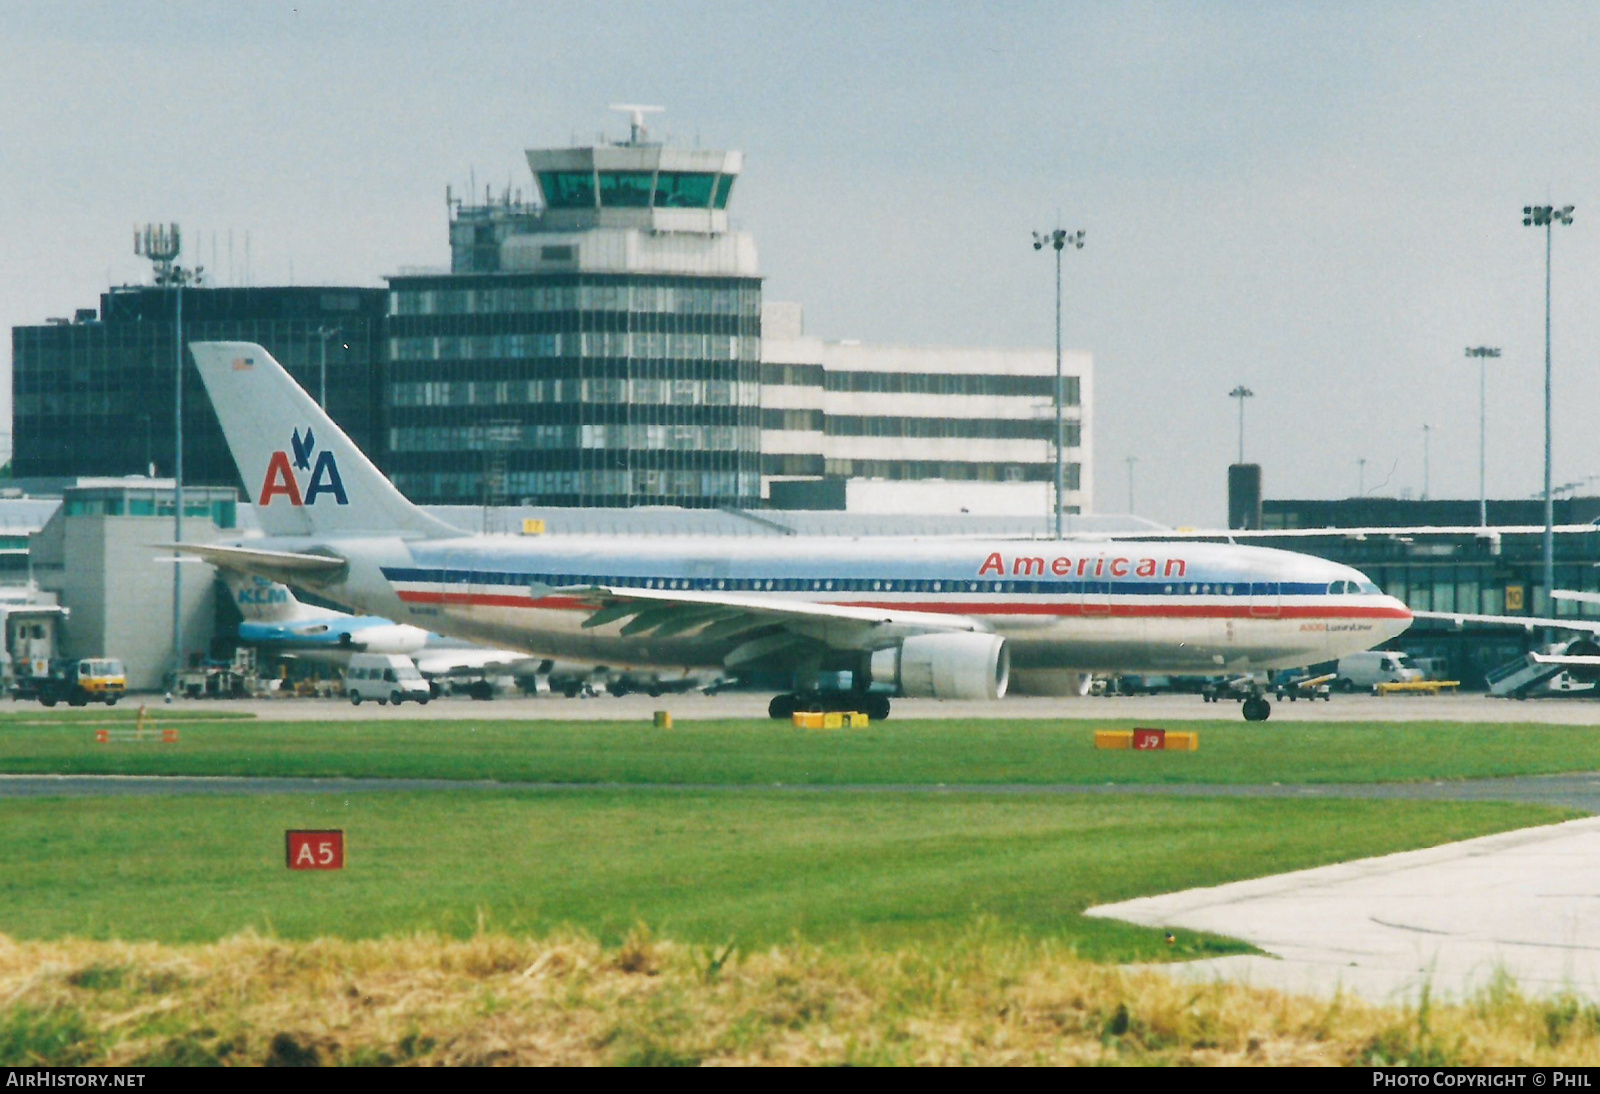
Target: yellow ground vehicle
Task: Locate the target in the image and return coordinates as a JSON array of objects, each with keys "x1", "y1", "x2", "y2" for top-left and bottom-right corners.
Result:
[{"x1": 14, "y1": 658, "x2": 126, "y2": 707}]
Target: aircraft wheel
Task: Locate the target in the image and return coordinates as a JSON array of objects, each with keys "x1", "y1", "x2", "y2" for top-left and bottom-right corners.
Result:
[
  {"x1": 768, "y1": 694, "x2": 797, "y2": 720},
  {"x1": 1242, "y1": 696, "x2": 1272, "y2": 722},
  {"x1": 865, "y1": 695, "x2": 891, "y2": 721}
]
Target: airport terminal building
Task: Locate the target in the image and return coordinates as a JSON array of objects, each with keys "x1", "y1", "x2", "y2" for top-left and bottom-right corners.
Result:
[
  {"x1": 12, "y1": 119, "x2": 1091, "y2": 525},
  {"x1": 12, "y1": 286, "x2": 388, "y2": 491}
]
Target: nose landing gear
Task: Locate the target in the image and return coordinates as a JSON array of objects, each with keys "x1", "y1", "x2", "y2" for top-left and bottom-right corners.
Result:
[{"x1": 1242, "y1": 695, "x2": 1272, "y2": 722}]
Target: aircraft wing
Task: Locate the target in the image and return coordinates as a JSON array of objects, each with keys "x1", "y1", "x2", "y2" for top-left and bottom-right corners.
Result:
[
  {"x1": 574, "y1": 584, "x2": 989, "y2": 667},
  {"x1": 1412, "y1": 610, "x2": 1600, "y2": 635},
  {"x1": 1531, "y1": 652, "x2": 1600, "y2": 669},
  {"x1": 411, "y1": 648, "x2": 547, "y2": 677}
]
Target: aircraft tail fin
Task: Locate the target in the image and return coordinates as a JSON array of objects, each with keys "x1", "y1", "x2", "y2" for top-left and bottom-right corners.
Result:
[
  {"x1": 188, "y1": 342, "x2": 460, "y2": 540},
  {"x1": 218, "y1": 569, "x2": 337, "y2": 624}
]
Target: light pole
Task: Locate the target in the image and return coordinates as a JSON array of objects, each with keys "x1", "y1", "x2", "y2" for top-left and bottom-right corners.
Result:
[
  {"x1": 1033, "y1": 226, "x2": 1085, "y2": 539},
  {"x1": 1357, "y1": 457, "x2": 1367, "y2": 497},
  {"x1": 1464, "y1": 346, "x2": 1500, "y2": 526},
  {"x1": 135, "y1": 224, "x2": 201, "y2": 689},
  {"x1": 1125, "y1": 455, "x2": 1137, "y2": 514},
  {"x1": 314, "y1": 326, "x2": 344, "y2": 410},
  {"x1": 1524, "y1": 203, "x2": 1575, "y2": 604},
  {"x1": 1229, "y1": 385, "x2": 1254, "y2": 463}
]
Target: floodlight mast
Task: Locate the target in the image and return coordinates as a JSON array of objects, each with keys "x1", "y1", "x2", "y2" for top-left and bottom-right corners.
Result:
[
  {"x1": 1522, "y1": 204, "x2": 1575, "y2": 606},
  {"x1": 135, "y1": 223, "x2": 201, "y2": 689},
  {"x1": 1032, "y1": 227, "x2": 1085, "y2": 539},
  {"x1": 1229, "y1": 385, "x2": 1254, "y2": 464},
  {"x1": 1464, "y1": 346, "x2": 1501, "y2": 526}
]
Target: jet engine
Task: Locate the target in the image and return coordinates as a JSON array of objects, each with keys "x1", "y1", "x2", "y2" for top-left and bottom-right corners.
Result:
[
  {"x1": 868, "y1": 633, "x2": 1010, "y2": 700},
  {"x1": 1563, "y1": 638, "x2": 1600, "y2": 683}
]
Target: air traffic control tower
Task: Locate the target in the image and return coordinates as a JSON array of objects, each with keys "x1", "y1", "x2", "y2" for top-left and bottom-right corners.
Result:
[{"x1": 385, "y1": 107, "x2": 763, "y2": 509}]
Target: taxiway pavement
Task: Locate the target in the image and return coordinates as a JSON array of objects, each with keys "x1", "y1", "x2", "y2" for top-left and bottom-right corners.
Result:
[
  {"x1": 1090, "y1": 816, "x2": 1600, "y2": 1005},
  {"x1": 114, "y1": 690, "x2": 1600, "y2": 723}
]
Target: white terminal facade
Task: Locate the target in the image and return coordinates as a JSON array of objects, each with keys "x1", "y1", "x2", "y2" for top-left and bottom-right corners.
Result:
[
  {"x1": 759, "y1": 302, "x2": 1091, "y2": 517},
  {"x1": 385, "y1": 109, "x2": 1092, "y2": 517}
]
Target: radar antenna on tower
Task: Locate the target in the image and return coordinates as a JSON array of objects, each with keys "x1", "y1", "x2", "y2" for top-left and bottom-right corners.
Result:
[{"x1": 609, "y1": 103, "x2": 664, "y2": 145}]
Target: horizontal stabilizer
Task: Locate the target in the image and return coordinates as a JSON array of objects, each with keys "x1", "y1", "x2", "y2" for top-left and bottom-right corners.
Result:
[{"x1": 162, "y1": 542, "x2": 349, "y2": 586}]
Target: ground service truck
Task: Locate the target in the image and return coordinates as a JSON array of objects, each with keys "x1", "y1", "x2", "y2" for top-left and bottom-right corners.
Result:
[{"x1": 14, "y1": 658, "x2": 126, "y2": 707}]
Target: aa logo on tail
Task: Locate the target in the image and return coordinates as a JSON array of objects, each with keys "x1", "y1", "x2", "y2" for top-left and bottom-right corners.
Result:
[{"x1": 259, "y1": 427, "x2": 348, "y2": 506}]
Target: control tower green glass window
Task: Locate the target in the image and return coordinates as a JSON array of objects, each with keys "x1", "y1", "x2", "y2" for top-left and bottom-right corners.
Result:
[
  {"x1": 654, "y1": 172, "x2": 716, "y2": 208},
  {"x1": 538, "y1": 172, "x2": 597, "y2": 209},
  {"x1": 713, "y1": 175, "x2": 735, "y2": 209},
  {"x1": 598, "y1": 172, "x2": 654, "y2": 207}
]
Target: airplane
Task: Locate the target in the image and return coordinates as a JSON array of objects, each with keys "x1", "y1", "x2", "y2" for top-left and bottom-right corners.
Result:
[
  {"x1": 225, "y1": 570, "x2": 428, "y2": 658},
  {"x1": 177, "y1": 341, "x2": 1413, "y2": 723},
  {"x1": 227, "y1": 569, "x2": 577, "y2": 696},
  {"x1": 224, "y1": 569, "x2": 727, "y2": 699}
]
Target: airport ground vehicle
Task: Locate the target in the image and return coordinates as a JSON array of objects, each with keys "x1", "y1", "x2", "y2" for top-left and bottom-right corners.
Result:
[
  {"x1": 345, "y1": 653, "x2": 431, "y2": 706},
  {"x1": 1331, "y1": 651, "x2": 1422, "y2": 691},
  {"x1": 14, "y1": 658, "x2": 125, "y2": 707}
]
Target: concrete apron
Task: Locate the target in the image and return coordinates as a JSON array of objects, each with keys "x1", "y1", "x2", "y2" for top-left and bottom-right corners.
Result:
[{"x1": 1087, "y1": 816, "x2": 1600, "y2": 1004}]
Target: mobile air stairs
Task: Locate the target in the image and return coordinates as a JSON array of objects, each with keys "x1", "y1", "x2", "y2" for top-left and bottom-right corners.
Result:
[{"x1": 1486, "y1": 655, "x2": 1565, "y2": 698}]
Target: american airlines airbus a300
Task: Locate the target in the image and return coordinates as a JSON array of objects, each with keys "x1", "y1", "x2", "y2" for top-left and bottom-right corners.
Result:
[{"x1": 180, "y1": 342, "x2": 1412, "y2": 722}]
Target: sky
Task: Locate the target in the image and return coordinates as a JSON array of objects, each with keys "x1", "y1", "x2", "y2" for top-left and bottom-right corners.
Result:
[{"x1": 3, "y1": 0, "x2": 1599, "y2": 527}]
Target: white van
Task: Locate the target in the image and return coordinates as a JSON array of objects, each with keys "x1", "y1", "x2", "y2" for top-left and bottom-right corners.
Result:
[
  {"x1": 345, "y1": 653, "x2": 431, "y2": 706},
  {"x1": 1334, "y1": 651, "x2": 1423, "y2": 691}
]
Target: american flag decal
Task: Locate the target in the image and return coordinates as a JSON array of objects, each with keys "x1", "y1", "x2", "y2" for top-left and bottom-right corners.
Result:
[{"x1": 232, "y1": 357, "x2": 254, "y2": 370}]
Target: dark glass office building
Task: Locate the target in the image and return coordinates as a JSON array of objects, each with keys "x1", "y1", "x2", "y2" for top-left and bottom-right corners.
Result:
[
  {"x1": 13, "y1": 286, "x2": 387, "y2": 490},
  {"x1": 382, "y1": 131, "x2": 763, "y2": 508},
  {"x1": 384, "y1": 271, "x2": 762, "y2": 507}
]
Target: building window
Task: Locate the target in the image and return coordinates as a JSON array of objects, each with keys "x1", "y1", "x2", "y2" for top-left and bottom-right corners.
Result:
[{"x1": 538, "y1": 171, "x2": 596, "y2": 209}]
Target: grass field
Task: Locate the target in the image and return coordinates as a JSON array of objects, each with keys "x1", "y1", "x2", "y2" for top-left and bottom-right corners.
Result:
[
  {"x1": 13, "y1": 930, "x2": 1600, "y2": 1065},
  {"x1": 5, "y1": 713, "x2": 1600, "y2": 785},
  {"x1": 2, "y1": 711, "x2": 1594, "y2": 1066},
  {"x1": 0, "y1": 790, "x2": 1572, "y2": 959}
]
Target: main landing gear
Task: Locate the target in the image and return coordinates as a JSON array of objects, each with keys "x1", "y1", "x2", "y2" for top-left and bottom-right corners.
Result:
[{"x1": 768, "y1": 693, "x2": 892, "y2": 721}]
